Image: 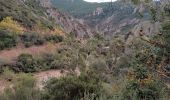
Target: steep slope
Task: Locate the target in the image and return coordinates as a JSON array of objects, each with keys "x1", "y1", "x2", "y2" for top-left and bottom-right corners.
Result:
[
  {"x1": 93, "y1": 2, "x2": 139, "y2": 35},
  {"x1": 40, "y1": 0, "x2": 95, "y2": 38},
  {"x1": 0, "y1": 0, "x2": 94, "y2": 38},
  {"x1": 0, "y1": 0, "x2": 53, "y2": 29}
]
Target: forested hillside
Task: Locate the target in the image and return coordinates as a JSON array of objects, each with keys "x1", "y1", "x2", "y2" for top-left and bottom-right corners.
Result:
[
  {"x1": 51, "y1": 0, "x2": 107, "y2": 18},
  {"x1": 52, "y1": 0, "x2": 150, "y2": 35},
  {"x1": 0, "y1": 0, "x2": 170, "y2": 100}
]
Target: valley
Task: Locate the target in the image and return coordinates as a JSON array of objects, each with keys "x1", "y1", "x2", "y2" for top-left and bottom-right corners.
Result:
[{"x1": 0, "y1": 0, "x2": 170, "y2": 100}]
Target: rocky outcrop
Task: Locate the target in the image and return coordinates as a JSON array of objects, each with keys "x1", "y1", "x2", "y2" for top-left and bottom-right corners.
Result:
[
  {"x1": 132, "y1": 21, "x2": 160, "y2": 36},
  {"x1": 96, "y1": 16, "x2": 140, "y2": 36}
]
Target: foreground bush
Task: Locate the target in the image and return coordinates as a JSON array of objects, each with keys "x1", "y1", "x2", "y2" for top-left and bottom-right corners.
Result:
[
  {"x1": 0, "y1": 73, "x2": 41, "y2": 100},
  {"x1": 42, "y1": 71, "x2": 103, "y2": 100}
]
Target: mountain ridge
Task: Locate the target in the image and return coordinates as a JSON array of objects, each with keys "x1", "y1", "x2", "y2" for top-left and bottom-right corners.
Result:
[{"x1": 51, "y1": 0, "x2": 140, "y2": 36}]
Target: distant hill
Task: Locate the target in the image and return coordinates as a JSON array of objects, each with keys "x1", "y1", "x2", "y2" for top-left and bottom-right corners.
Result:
[
  {"x1": 51, "y1": 0, "x2": 143, "y2": 35},
  {"x1": 51, "y1": 0, "x2": 107, "y2": 18}
]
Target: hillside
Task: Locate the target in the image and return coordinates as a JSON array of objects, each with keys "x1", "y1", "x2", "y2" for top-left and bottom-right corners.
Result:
[
  {"x1": 0, "y1": 0, "x2": 170, "y2": 100},
  {"x1": 51, "y1": 0, "x2": 107, "y2": 18},
  {"x1": 51, "y1": 0, "x2": 148, "y2": 36},
  {"x1": 52, "y1": 0, "x2": 156, "y2": 37},
  {"x1": 0, "y1": 0, "x2": 53, "y2": 29},
  {"x1": 0, "y1": 0, "x2": 95, "y2": 38}
]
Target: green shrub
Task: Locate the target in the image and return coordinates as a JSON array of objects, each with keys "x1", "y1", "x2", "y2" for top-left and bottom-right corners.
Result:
[
  {"x1": 12, "y1": 53, "x2": 66, "y2": 73},
  {"x1": 20, "y1": 33, "x2": 63, "y2": 47},
  {"x1": 20, "y1": 33, "x2": 45, "y2": 47},
  {"x1": 42, "y1": 71, "x2": 103, "y2": 100},
  {"x1": 37, "y1": 53, "x2": 61, "y2": 70},
  {"x1": 122, "y1": 79, "x2": 166, "y2": 100},
  {"x1": 0, "y1": 73, "x2": 41, "y2": 100},
  {"x1": 0, "y1": 30, "x2": 17, "y2": 50},
  {"x1": 44, "y1": 34, "x2": 63, "y2": 43},
  {"x1": 16, "y1": 54, "x2": 39, "y2": 73}
]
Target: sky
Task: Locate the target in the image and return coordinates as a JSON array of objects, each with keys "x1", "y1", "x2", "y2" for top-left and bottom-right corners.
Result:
[{"x1": 84, "y1": 0, "x2": 117, "y2": 3}]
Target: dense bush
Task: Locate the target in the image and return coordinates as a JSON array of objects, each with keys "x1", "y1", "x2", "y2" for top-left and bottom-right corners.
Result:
[
  {"x1": 121, "y1": 37, "x2": 169, "y2": 100},
  {"x1": 0, "y1": 30, "x2": 17, "y2": 50},
  {"x1": 37, "y1": 53, "x2": 62, "y2": 70},
  {"x1": 122, "y1": 65, "x2": 166, "y2": 100},
  {"x1": 11, "y1": 53, "x2": 65, "y2": 73},
  {"x1": 42, "y1": 71, "x2": 103, "y2": 100},
  {"x1": 44, "y1": 34, "x2": 63, "y2": 43},
  {"x1": 0, "y1": 30, "x2": 63, "y2": 50},
  {"x1": 20, "y1": 33, "x2": 63, "y2": 47},
  {"x1": 15, "y1": 54, "x2": 39, "y2": 73},
  {"x1": 19, "y1": 33, "x2": 45, "y2": 47}
]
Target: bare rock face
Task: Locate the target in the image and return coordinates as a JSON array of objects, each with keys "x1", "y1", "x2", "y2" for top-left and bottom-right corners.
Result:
[
  {"x1": 39, "y1": 0, "x2": 95, "y2": 38},
  {"x1": 132, "y1": 21, "x2": 160, "y2": 36},
  {"x1": 93, "y1": 7, "x2": 104, "y2": 16},
  {"x1": 123, "y1": 21, "x2": 161, "y2": 55},
  {"x1": 96, "y1": 16, "x2": 140, "y2": 36}
]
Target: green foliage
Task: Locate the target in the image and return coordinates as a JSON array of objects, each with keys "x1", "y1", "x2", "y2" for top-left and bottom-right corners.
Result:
[
  {"x1": 164, "y1": 4, "x2": 170, "y2": 16},
  {"x1": 20, "y1": 33, "x2": 45, "y2": 47},
  {"x1": 51, "y1": 0, "x2": 106, "y2": 18},
  {"x1": 52, "y1": 0, "x2": 136, "y2": 27},
  {"x1": 16, "y1": 54, "x2": 39, "y2": 73},
  {"x1": 42, "y1": 71, "x2": 103, "y2": 100},
  {"x1": 121, "y1": 47, "x2": 167, "y2": 100},
  {"x1": 122, "y1": 34, "x2": 169, "y2": 100},
  {"x1": 37, "y1": 53, "x2": 62, "y2": 70},
  {"x1": 0, "y1": 0, "x2": 53, "y2": 28},
  {"x1": 1, "y1": 68, "x2": 15, "y2": 81},
  {"x1": 0, "y1": 73, "x2": 41, "y2": 100},
  {"x1": 44, "y1": 34, "x2": 63, "y2": 43},
  {"x1": 150, "y1": 6, "x2": 157, "y2": 21},
  {"x1": 20, "y1": 33, "x2": 63, "y2": 47},
  {"x1": 0, "y1": 30, "x2": 17, "y2": 50},
  {"x1": 122, "y1": 77, "x2": 166, "y2": 100},
  {"x1": 9, "y1": 52, "x2": 68, "y2": 73}
]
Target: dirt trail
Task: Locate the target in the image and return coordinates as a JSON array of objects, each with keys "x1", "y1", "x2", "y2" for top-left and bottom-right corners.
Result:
[
  {"x1": 0, "y1": 43, "x2": 61, "y2": 92},
  {"x1": 0, "y1": 68, "x2": 80, "y2": 92},
  {"x1": 0, "y1": 80, "x2": 7, "y2": 93},
  {"x1": 0, "y1": 43, "x2": 59, "y2": 63},
  {"x1": 0, "y1": 70, "x2": 67, "y2": 92},
  {"x1": 35, "y1": 67, "x2": 80, "y2": 90}
]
